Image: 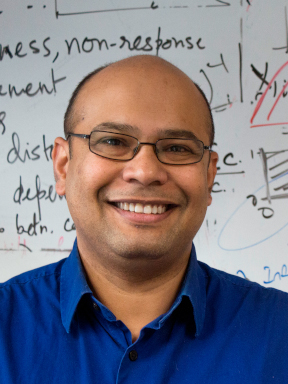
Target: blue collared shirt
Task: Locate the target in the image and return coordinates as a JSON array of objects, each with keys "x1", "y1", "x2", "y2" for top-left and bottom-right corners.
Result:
[{"x1": 0, "y1": 239, "x2": 287, "y2": 383}]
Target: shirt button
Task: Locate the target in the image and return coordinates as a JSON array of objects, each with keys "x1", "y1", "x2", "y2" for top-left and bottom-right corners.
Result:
[
  {"x1": 129, "y1": 350, "x2": 138, "y2": 361},
  {"x1": 93, "y1": 302, "x2": 99, "y2": 310}
]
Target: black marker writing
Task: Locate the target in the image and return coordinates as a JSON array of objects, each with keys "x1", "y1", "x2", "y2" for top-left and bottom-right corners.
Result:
[
  {"x1": 16, "y1": 213, "x2": 47, "y2": 237},
  {"x1": 0, "y1": 111, "x2": 6, "y2": 134},
  {"x1": 0, "y1": 69, "x2": 66, "y2": 98},
  {"x1": 13, "y1": 175, "x2": 64, "y2": 221},
  {"x1": 7, "y1": 133, "x2": 40, "y2": 163},
  {"x1": 7, "y1": 133, "x2": 53, "y2": 164},
  {"x1": 64, "y1": 218, "x2": 76, "y2": 232},
  {"x1": 0, "y1": 37, "x2": 51, "y2": 61},
  {"x1": 246, "y1": 194, "x2": 274, "y2": 219},
  {"x1": 65, "y1": 37, "x2": 109, "y2": 54},
  {"x1": 155, "y1": 27, "x2": 204, "y2": 56},
  {"x1": 119, "y1": 35, "x2": 153, "y2": 52}
]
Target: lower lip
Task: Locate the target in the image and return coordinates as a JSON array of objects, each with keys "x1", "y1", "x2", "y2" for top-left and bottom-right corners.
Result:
[{"x1": 111, "y1": 204, "x2": 174, "y2": 224}]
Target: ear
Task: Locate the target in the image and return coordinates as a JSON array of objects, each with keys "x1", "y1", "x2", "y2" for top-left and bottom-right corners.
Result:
[
  {"x1": 207, "y1": 151, "x2": 218, "y2": 206},
  {"x1": 52, "y1": 137, "x2": 70, "y2": 196}
]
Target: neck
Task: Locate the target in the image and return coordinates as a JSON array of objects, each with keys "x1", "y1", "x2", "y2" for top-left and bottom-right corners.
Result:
[{"x1": 79, "y1": 243, "x2": 190, "y2": 342}]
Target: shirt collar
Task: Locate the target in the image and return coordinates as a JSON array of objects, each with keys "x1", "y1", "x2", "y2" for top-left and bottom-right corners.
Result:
[
  {"x1": 154, "y1": 243, "x2": 206, "y2": 337},
  {"x1": 60, "y1": 239, "x2": 206, "y2": 337},
  {"x1": 178, "y1": 243, "x2": 207, "y2": 337},
  {"x1": 60, "y1": 239, "x2": 92, "y2": 333}
]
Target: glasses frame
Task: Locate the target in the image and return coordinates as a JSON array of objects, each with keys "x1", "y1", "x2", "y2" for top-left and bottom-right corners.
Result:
[{"x1": 67, "y1": 130, "x2": 212, "y2": 165}]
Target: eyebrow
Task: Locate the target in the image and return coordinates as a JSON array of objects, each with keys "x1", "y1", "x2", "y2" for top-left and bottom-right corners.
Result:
[
  {"x1": 92, "y1": 123, "x2": 199, "y2": 140},
  {"x1": 158, "y1": 129, "x2": 199, "y2": 140},
  {"x1": 92, "y1": 122, "x2": 140, "y2": 134}
]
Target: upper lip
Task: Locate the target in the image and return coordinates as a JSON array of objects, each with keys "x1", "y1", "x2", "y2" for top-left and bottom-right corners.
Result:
[{"x1": 108, "y1": 199, "x2": 178, "y2": 206}]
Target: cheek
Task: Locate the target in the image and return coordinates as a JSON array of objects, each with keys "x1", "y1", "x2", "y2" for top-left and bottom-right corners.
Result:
[
  {"x1": 175, "y1": 166, "x2": 208, "y2": 202},
  {"x1": 66, "y1": 157, "x2": 122, "y2": 204}
]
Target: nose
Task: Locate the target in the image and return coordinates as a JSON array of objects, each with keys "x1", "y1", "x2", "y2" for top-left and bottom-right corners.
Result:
[{"x1": 122, "y1": 144, "x2": 168, "y2": 186}]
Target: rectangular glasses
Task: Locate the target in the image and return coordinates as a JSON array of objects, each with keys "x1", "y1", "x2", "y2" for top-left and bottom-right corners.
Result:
[{"x1": 67, "y1": 130, "x2": 211, "y2": 165}]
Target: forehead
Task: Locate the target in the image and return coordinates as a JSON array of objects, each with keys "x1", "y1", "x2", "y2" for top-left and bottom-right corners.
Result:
[{"x1": 73, "y1": 59, "x2": 211, "y2": 142}]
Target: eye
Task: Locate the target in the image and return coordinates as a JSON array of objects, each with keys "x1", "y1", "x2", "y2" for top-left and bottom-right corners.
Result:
[
  {"x1": 165, "y1": 145, "x2": 191, "y2": 153},
  {"x1": 99, "y1": 137, "x2": 128, "y2": 147}
]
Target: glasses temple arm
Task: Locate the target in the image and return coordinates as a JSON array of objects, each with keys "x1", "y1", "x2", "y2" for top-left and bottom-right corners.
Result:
[{"x1": 67, "y1": 133, "x2": 90, "y2": 139}]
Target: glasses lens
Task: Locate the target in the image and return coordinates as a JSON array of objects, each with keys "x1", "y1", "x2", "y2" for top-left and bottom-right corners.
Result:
[
  {"x1": 89, "y1": 131, "x2": 138, "y2": 160},
  {"x1": 157, "y1": 138, "x2": 204, "y2": 164}
]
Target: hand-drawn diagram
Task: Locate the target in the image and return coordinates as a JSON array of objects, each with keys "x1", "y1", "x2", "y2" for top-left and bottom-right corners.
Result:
[
  {"x1": 218, "y1": 147, "x2": 288, "y2": 251},
  {"x1": 250, "y1": 7, "x2": 288, "y2": 130},
  {"x1": 250, "y1": 61, "x2": 288, "y2": 129},
  {"x1": 54, "y1": 0, "x2": 188, "y2": 18},
  {"x1": 54, "y1": 0, "x2": 233, "y2": 18},
  {"x1": 259, "y1": 148, "x2": 288, "y2": 203}
]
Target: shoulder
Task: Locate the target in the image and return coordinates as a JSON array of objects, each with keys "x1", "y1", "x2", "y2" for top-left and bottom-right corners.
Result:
[
  {"x1": 199, "y1": 260, "x2": 288, "y2": 316},
  {"x1": 0, "y1": 258, "x2": 68, "y2": 333},
  {"x1": 200, "y1": 260, "x2": 288, "y2": 298},
  {"x1": 0, "y1": 258, "x2": 67, "y2": 300},
  {"x1": 0, "y1": 258, "x2": 69, "y2": 368}
]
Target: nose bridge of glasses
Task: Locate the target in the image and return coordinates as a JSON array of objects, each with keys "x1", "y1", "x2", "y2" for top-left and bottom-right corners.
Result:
[{"x1": 133, "y1": 141, "x2": 158, "y2": 158}]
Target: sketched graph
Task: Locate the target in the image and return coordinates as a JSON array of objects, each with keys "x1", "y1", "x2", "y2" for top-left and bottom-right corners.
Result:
[
  {"x1": 250, "y1": 6, "x2": 288, "y2": 130},
  {"x1": 218, "y1": 147, "x2": 288, "y2": 251},
  {"x1": 54, "y1": 0, "x2": 188, "y2": 18},
  {"x1": 259, "y1": 148, "x2": 288, "y2": 203},
  {"x1": 250, "y1": 60, "x2": 288, "y2": 129}
]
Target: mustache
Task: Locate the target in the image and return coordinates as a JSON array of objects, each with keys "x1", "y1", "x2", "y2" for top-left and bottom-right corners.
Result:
[{"x1": 103, "y1": 187, "x2": 186, "y2": 205}]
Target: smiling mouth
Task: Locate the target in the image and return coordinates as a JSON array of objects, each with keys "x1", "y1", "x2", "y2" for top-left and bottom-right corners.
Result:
[{"x1": 112, "y1": 202, "x2": 174, "y2": 215}]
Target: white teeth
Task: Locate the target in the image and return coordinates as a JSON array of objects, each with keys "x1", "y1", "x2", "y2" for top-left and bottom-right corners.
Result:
[
  {"x1": 152, "y1": 205, "x2": 158, "y2": 214},
  {"x1": 144, "y1": 205, "x2": 152, "y2": 214},
  {"x1": 129, "y1": 203, "x2": 135, "y2": 212},
  {"x1": 116, "y1": 202, "x2": 168, "y2": 214},
  {"x1": 135, "y1": 203, "x2": 143, "y2": 213}
]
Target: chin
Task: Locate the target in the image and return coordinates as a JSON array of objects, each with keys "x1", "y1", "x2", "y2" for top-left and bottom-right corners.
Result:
[{"x1": 114, "y1": 242, "x2": 167, "y2": 261}]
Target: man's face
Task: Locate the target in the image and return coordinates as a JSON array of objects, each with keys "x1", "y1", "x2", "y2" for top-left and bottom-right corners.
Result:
[{"x1": 54, "y1": 58, "x2": 218, "y2": 268}]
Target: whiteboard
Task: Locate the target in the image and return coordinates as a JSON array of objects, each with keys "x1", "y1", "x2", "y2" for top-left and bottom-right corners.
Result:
[{"x1": 1, "y1": 0, "x2": 288, "y2": 292}]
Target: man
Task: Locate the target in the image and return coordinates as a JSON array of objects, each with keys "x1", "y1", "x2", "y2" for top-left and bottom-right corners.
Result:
[{"x1": 0, "y1": 55, "x2": 287, "y2": 383}]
